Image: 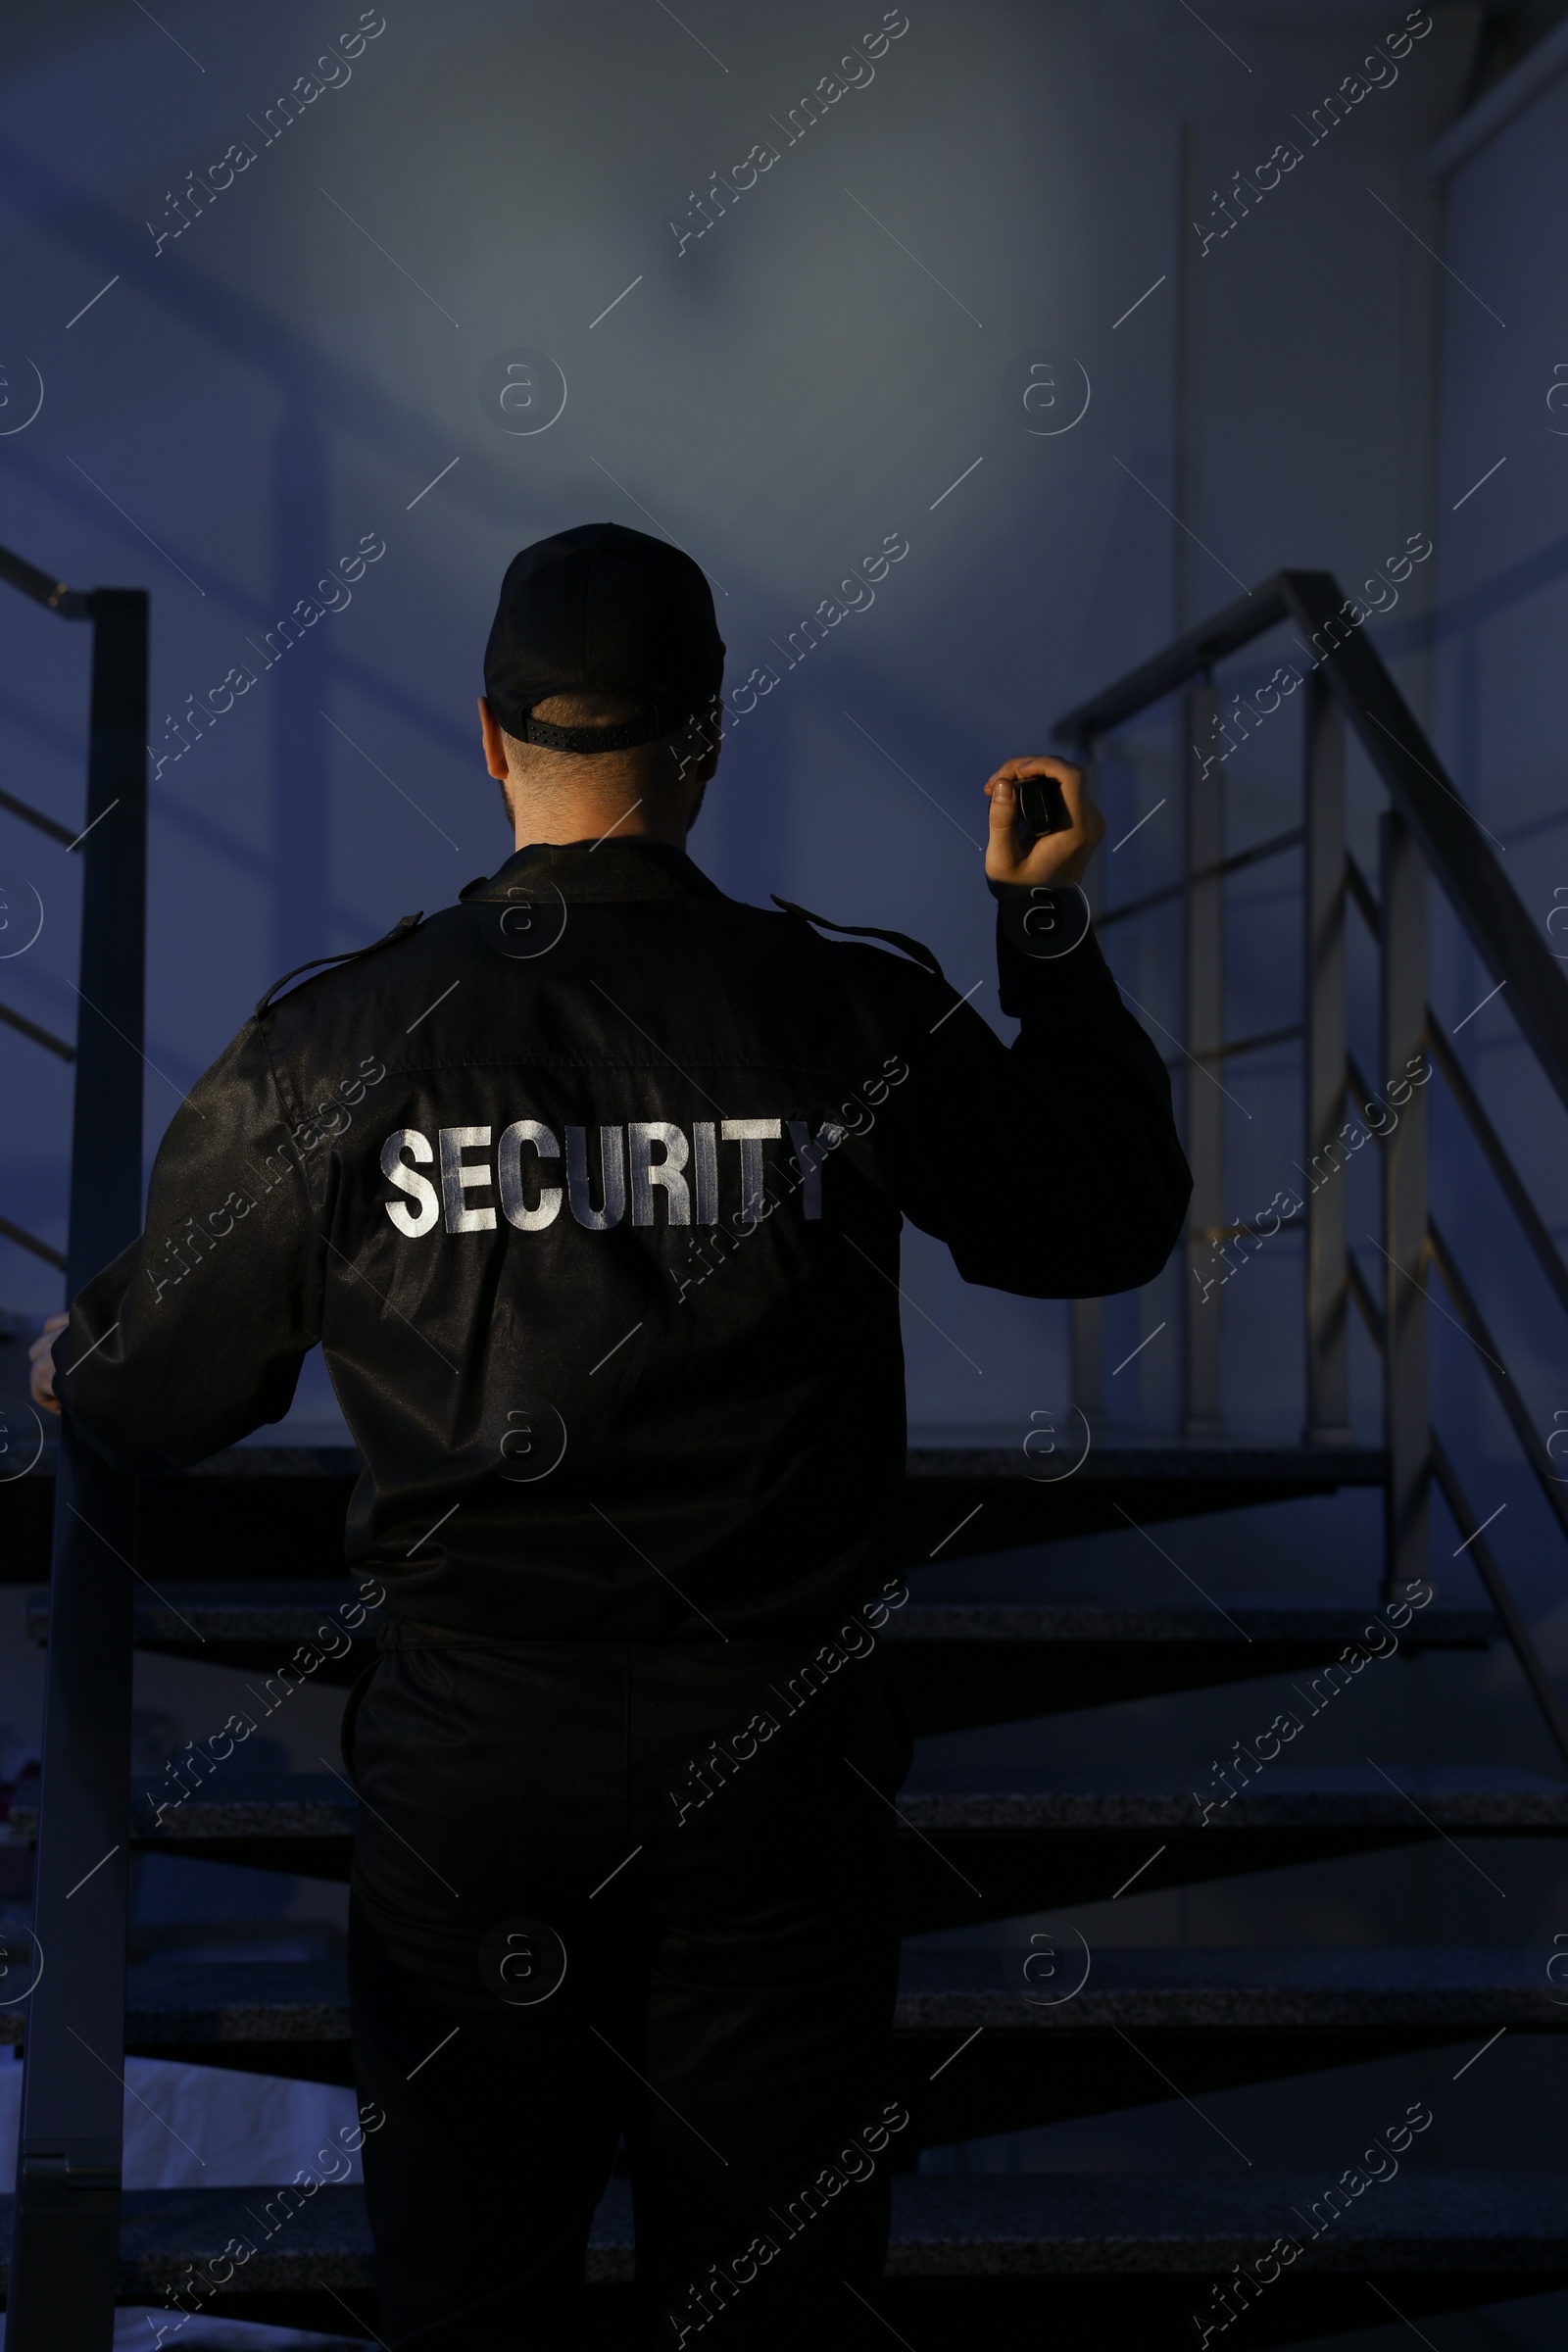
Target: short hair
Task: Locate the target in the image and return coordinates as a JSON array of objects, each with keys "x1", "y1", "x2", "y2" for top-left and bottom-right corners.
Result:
[{"x1": 500, "y1": 692, "x2": 718, "y2": 798}]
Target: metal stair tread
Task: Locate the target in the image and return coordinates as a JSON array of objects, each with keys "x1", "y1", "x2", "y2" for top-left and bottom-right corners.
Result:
[
  {"x1": 127, "y1": 1439, "x2": 1388, "y2": 1483},
  {"x1": 100, "y1": 1775, "x2": 353, "y2": 1843},
  {"x1": 898, "y1": 1941, "x2": 1568, "y2": 2026},
  {"x1": 122, "y1": 1958, "x2": 350, "y2": 2043},
  {"x1": 883, "y1": 1601, "x2": 1493, "y2": 1644},
  {"x1": 897, "y1": 1760, "x2": 1568, "y2": 1829},
  {"x1": 879, "y1": 2171, "x2": 1568, "y2": 2275},
  {"x1": 903, "y1": 1441, "x2": 1387, "y2": 1485},
  {"x1": 71, "y1": 1947, "x2": 1568, "y2": 2049},
  {"x1": 24, "y1": 1580, "x2": 387, "y2": 1645},
  {"x1": 12, "y1": 2170, "x2": 1563, "y2": 2294},
  {"x1": 25, "y1": 1581, "x2": 1499, "y2": 1649},
  {"x1": 13, "y1": 1762, "x2": 1562, "y2": 1846}
]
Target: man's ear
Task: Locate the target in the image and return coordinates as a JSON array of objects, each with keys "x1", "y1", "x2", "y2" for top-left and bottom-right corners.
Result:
[
  {"x1": 670, "y1": 709, "x2": 721, "y2": 790},
  {"x1": 477, "y1": 695, "x2": 512, "y2": 783}
]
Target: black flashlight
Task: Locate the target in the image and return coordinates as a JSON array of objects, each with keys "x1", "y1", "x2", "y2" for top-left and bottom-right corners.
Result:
[{"x1": 1017, "y1": 772, "x2": 1070, "y2": 840}]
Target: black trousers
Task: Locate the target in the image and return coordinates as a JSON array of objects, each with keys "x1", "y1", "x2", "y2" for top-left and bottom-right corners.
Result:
[{"x1": 345, "y1": 1629, "x2": 912, "y2": 2350}]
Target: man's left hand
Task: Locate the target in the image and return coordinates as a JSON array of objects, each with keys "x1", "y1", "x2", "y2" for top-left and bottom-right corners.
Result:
[{"x1": 984, "y1": 757, "x2": 1104, "y2": 888}]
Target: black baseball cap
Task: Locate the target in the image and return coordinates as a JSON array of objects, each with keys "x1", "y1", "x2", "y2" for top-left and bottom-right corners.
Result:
[{"x1": 484, "y1": 520, "x2": 725, "y2": 754}]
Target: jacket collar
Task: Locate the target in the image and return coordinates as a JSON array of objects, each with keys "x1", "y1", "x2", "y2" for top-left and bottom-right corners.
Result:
[{"x1": 459, "y1": 837, "x2": 726, "y2": 906}]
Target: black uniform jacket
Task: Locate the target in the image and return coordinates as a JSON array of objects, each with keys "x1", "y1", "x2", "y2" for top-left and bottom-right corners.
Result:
[{"x1": 57, "y1": 839, "x2": 1191, "y2": 1642}]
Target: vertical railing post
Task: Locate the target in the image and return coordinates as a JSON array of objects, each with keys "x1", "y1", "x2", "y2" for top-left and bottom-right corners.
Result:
[
  {"x1": 1069, "y1": 1291, "x2": 1104, "y2": 1430},
  {"x1": 1302, "y1": 673, "x2": 1350, "y2": 1442},
  {"x1": 1380, "y1": 807, "x2": 1429, "y2": 1597},
  {"x1": 1182, "y1": 678, "x2": 1224, "y2": 1435},
  {"x1": 8, "y1": 590, "x2": 148, "y2": 2351},
  {"x1": 1070, "y1": 737, "x2": 1104, "y2": 1428}
]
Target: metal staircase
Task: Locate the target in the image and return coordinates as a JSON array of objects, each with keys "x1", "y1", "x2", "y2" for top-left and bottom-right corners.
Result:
[{"x1": 3, "y1": 553, "x2": 1568, "y2": 2345}]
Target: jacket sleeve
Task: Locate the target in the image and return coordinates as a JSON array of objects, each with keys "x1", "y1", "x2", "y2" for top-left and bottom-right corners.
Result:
[
  {"x1": 53, "y1": 1014, "x2": 328, "y2": 1472},
  {"x1": 873, "y1": 899, "x2": 1192, "y2": 1298}
]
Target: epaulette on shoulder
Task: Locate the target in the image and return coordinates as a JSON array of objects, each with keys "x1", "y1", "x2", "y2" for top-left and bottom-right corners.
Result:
[
  {"x1": 255, "y1": 911, "x2": 424, "y2": 1017},
  {"x1": 769, "y1": 895, "x2": 947, "y2": 986}
]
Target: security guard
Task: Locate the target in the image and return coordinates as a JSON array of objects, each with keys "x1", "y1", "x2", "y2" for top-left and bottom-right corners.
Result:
[{"x1": 38, "y1": 522, "x2": 1190, "y2": 2348}]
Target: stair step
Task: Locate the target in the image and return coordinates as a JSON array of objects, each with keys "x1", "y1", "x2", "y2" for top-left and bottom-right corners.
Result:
[
  {"x1": 121, "y1": 1956, "x2": 349, "y2": 2039},
  {"x1": 896, "y1": 1943, "x2": 1566, "y2": 2142},
  {"x1": 901, "y1": 1938, "x2": 1565, "y2": 2024},
  {"x1": 12, "y1": 1764, "x2": 1559, "y2": 1922},
  {"x1": 25, "y1": 1579, "x2": 389, "y2": 1685},
  {"x1": 884, "y1": 2168, "x2": 1568, "y2": 2276},
  {"x1": 897, "y1": 1759, "x2": 1568, "y2": 1826},
  {"x1": 885, "y1": 1599, "x2": 1493, "y2": 1733},
  {"x1": 29, "y1": 2172, "x2": 1566, "y2": 2340},
  {"x1": 83, "y1": 1939, "x2": 1563, "y2": 2045},
  {"x1": 902, "y1": 1439, "x2": 1387, "y2": 1554},
  {"x1": 28, "y1": 1582, "x2": 1498, "y2": 1735},
  {"x1": 896, "y1": 1762, "x2": 1568, "y2": 1929},
  {"x1": 9, "y1": 1774, "x2": 363, "y2": 1882},
  {"x1": 0, "y1": 1447, "x2": 359, "y2": 1583},
  {"x1": 0, "y1": 1441, "x2": 1391, "y2": 1582},
  {"x1": 110, "y1": 1958, "x2": 355, "y2": 2082},
  {"x1": 72, "y1": 1945, "x2": 1566, "y2": 2136}
]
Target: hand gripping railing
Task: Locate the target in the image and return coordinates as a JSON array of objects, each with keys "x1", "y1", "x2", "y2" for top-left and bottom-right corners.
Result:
[
  {"x1": 1054, "y1": 569, "x2": 1568, "y2": 1772},
  {"x1": 0, "y1": 542, "x2": 147, "y2": 2348}
]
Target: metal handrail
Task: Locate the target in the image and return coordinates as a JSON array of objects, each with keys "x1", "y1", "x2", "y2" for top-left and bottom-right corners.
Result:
[
  {"x1": 0, "y1": 1212, "x2": 65, "y2": 1272},
  {"x1": 1053, "y1": 567, "x2": 1568, "y2": 1769},
  {"x1": 1343, "y1": 1266, "x2": 1568, "y2": 1774},
  {"x1": 1054, "y1": 573, "x2": 1300, "y2": 742},
  {"x1": 1426, "y1": 1014, "x2": 1568, "y2": 1322},
  {"x1": 0, "y1": 537, "x2": 148, "y2": 2349},
  {"x1": 1425, "y1": 1219, "x2": 1568, "y2": 1551},
  {"x1": 1056, "y1": 568, "x2": 1568, "y2": 1121},
  {"x1": 1191, "y1": 1021, "x2": 1301, "y2": 1066},
  {"x1": 1345, "y1": 852, "x2": 1380, "y2": 939},
  {"x1": 1345, "y1": 1017, "x2": 1568, "y2": 1541},
  {"x1": 1430, "y1": 1432, "x2": 1568, "y2": 1773},
  {"x1": 0, "y1": 541, "x2": 102, "y2": 1268},
  {"x1": 0, "y1": 1002, "x2": 74, "y2": 1061},
  {"x1": 0, "y1": 786, "x2": 75, "y2": 848},
  {"x1": 1096, "y1": 824, "x2": 1303, "y2": 932},
  {"x1": 0, "y1": 541, "x2": 91, "y2": 620},
  {"x1": 1345, "y1": 844, "x2": 1568, "y2": 1323},
  {"x1": 1348, "y1": 1255, "x2": 1384, "y2": 1348}
]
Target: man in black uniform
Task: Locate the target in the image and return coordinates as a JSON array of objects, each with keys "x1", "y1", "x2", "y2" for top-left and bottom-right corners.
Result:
[{"x1": 36, "y1": 522, "x2": 1189, "y2": 2348}]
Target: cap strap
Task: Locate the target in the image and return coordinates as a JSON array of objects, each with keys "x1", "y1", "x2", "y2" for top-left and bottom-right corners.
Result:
[{"x1": 521, "y1": 706, "x2": 668, "y2": 754}]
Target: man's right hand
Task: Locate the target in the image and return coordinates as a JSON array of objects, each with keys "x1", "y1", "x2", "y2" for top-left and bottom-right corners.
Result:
[{"x1": 984, "y1": 757, "x2": 1105, "y2": 889}]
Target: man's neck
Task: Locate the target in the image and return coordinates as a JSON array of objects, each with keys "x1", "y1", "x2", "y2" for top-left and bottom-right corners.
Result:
[{"x1": 513, "y1": 800, "x2": 687, "y2": 855}]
